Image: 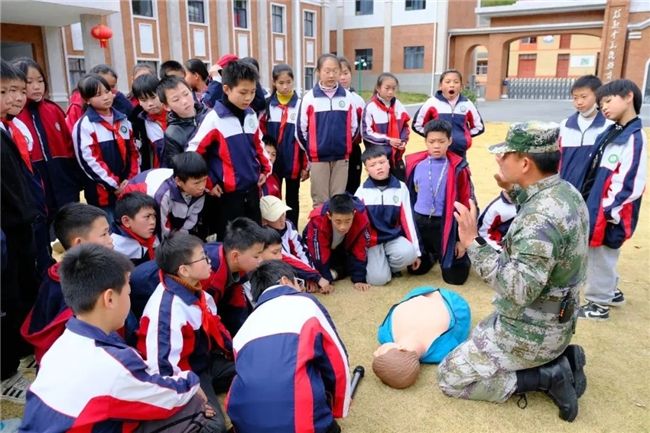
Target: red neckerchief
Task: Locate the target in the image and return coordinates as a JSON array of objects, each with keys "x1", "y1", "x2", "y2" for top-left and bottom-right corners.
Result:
[
  {"x1": 168, "y1": 274, "x2": 231, "y2": 354},
  {"x1": 149, "y1": 111, "x2": 168, "y2": 131},
  {"x1": 120, "y1": 225, "x2": 156, "y2": 259},
  {"x1": 277, "y1": 103, "x2": 289, "y2": 144},
  {"x1": 372, "y1": 95, "x2": 399, "y2": 139},
  {"x1": 3, "y1": 119, "x2": 34, "y2": 173},
  {"x1": 97, "y1": 117, "x2": 127, "y2": 162}
]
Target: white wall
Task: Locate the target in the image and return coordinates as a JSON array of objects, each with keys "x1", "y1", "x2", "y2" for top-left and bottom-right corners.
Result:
[{"x1": 329, "y1": 0, "x2": 440, "y2": 30}]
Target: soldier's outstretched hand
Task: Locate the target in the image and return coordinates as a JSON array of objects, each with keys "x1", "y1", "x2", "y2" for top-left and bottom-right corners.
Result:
[{"x1": 454, "y1": 200, "x2": 479, "y2": 249}]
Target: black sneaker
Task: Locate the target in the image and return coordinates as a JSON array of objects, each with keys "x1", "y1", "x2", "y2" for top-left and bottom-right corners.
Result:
[
  {"x1": 605, "y1": 289, "x2": 626, "y2": 307},
  {"x1": 577, "y1": 301, "x2": 609, "y2": 320}
]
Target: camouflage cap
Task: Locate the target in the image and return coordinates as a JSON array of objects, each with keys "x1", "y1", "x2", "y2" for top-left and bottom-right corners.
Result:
[{"x1": 488, "y1": 121, "x2": 560, "y2": 154}]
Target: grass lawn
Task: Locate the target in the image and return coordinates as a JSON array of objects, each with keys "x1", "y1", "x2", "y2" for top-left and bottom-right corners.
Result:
[
  {"x1": 358, "y1": 90, "x2": 430, "y2": 105},
  {"x1": 4, "y1": 124, "x2": 649, "y2": 432}
]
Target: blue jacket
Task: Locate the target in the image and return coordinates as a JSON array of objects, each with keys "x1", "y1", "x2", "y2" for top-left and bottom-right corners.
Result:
[
  {"x1": 296, "y1": 84, "x2": 358, "y2": 162},
  {"x1": 412, "y1": 91, "x2": 484, "y2": 157},
  {"x1": 72, "y1": 107, "x2": 139, "y2": 207},
  {"x1": 227, "y1": 285, "x2": 351, "y2": 433},
  {"x1": 559, "y1": 111, "x2": 610, "y2": 189},
  {"x1": 187, "y1": 101, "x2": 271, "y2": 193},
  {"x1": 261, "y1": 92, "x2": 307, "y2": 180},
  {"x1": 582, "y1": 118, "x2": 647, "y2": 248}
]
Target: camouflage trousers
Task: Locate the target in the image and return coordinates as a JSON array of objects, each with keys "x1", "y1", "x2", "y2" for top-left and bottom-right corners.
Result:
[{"x1": 437, "y1": 312, "x2": 570, "y2": 403}]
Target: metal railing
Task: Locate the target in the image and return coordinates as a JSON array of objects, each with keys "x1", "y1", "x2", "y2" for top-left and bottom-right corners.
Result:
[{"x1": 505, "y1": 77, "x2": 575, "y2": 99}]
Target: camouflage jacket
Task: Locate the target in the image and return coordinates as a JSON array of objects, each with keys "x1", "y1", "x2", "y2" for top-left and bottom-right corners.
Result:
[{"x1": 467, "y1": 175, "x2": 588, "y2": 356}]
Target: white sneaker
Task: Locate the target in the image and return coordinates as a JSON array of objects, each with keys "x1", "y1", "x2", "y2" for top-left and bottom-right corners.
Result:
[
  {"x1": 18, "y1": 355, "x2": 37, "y2": 374},
  {"x1": 330, "y1": 269, "x2": 338, "y2": 281},
  {"x1": 1, "y1": 372, "x2": 31, "y2": 404}
]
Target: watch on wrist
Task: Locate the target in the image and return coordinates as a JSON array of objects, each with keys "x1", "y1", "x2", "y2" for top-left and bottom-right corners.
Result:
[{"x1": 473, "y1": 236, "x2": 487, "y2": 247}]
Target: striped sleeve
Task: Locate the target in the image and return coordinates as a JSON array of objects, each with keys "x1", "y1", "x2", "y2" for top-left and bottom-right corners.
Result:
[
  {"x1": 411, "y1": 97, "x2": 438, "y2": 137},
  {"x1": 361, "y1": 103, "x2": 390, "y2": 146},
  {"x1": 73, "y1": 117, "x2": 120, "y2": 190},
  {"x1": 398, "y1": 183, "x2": 421, "y2": 256},
  {"x1": 603, "y1": 131, "x2": 648, "y2": 223},
  {"x1": 465, "y1": 99, "x2": 485, "y2": 137}
]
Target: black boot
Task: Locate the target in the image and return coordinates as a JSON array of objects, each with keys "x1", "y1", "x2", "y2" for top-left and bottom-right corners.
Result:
[
  {"x1": 516, "y1": 356, "x2": 578, "y2": 422},
  {"x1": 562, "y1": 344, "x2": 587, "y2": 398}
]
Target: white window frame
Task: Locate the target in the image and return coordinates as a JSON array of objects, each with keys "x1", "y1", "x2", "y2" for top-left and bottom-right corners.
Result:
[{"x1": 271, "y1": 3, "x2": 286, "y2": 35}]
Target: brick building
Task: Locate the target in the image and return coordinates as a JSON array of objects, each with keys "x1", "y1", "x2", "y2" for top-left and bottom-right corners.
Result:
[{"x1": 1, "y1": 0, "x2": 329, "y2": 103}]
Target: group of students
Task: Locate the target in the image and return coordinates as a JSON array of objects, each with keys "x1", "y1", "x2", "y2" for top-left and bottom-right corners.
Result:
[{"x1": 1, "y1": 43, "x2": 646, "y2": 431}]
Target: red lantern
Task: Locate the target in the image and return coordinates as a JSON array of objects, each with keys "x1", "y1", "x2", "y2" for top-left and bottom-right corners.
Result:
[{"x1": 90, "y1": 24, "x2": 113, "y2": 48}]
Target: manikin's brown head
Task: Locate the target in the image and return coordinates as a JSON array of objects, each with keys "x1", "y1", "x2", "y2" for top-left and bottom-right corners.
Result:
[{"x1": 372, "y1": 346, "x2": 420, "y2": 389}]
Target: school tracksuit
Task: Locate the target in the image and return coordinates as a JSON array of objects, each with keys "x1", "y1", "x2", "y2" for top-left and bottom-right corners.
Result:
[
  {"x1": 226, "y1": 284, "x2": 350, "y2": 433},
  {"x1": 72, "y1": 107, "x2": 139, "y2": 212},
  {"x1": 261, "y1": 92, "x2": 307, "y2": 225},
  {"x1": 125, "y1": 168, "x2": 205, "y2": 238},
  {"x1": 405, "y1": 150, "x2": 473, "y2": 285},
  {"x1": 559, "y1": 110, "x2": 611, "y2": 189},
  {"x1": 412, "y1": 91, "x2": 484, "y2": 158},
  {"x1": 303, "y1": 195, "x2": 372, "y2": 284},
  {"x1": 188, "y1": 100, "x2": 271, "y2": 236},
  {"x1": 578, "y1": 118, "x2": 647, "y2": 305},
  {"x1": 20, "y1": 318, "x2": 200, "y2": 433},
  {"x1": 297, "y1": 84, "x2": 359, "y2": 206},
  {"x1": 355, "y1": 175, "x2": 421, "y2": 285},
  {"x1": 361, "y1": 95, "x2": 411, "y2": 178}
]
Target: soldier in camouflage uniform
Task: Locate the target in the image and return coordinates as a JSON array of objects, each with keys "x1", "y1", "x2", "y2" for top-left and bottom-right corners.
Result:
[{"x1": 437, "y1": 122, "x2": 589, "y2": 422}]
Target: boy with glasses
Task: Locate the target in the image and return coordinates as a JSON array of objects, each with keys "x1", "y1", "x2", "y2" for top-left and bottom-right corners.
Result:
[{"x1": 137, "y1": 232, "x2": 234, "y2": 433}]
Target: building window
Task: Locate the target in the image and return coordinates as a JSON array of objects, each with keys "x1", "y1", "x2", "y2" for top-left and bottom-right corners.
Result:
[
  {"x1": 234, "y1": 0, "x2": 248, "y2": 29},
  {"x1": 355, "y1": 48, "x2": 373, "y2": 71},
  {"x1": 132, "y1": 0, "x2": 154, "y2": 17},
  {"x1": 559, "y1": 34, "x2": 571, "y2": 49},
  {"x1": 305, "y1": 67, "x2": 314, "y2": 90},
  {"x1": 304, "y1": 11, "x2": 314, "y2": 37},
  {"x1": 520, "y1": 36, "x2": 537, "y2": 44},
  {"x1": 403, "y1": 46, "x2": 424, "y2": 69},
  {"x1": 405, "y1": 0, "x2": 426, "y2": 10},
  {"x1": 355, "y1": 0, "x2": 373, "y2": 15},
  {"x1": 272, "y1": 5, "x2": 284, "y2": 33},
  {"x1": 188, "y1": 0, "x2": 205, "y2": 23},
  {"x1": 476, "y1": 59, "x2": 488, "y2": 75},
  {"x1": 68, "y1": 58, "x2": 85, "y2": 89}
]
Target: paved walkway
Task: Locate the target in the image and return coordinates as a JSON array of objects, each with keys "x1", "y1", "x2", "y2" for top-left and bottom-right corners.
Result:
[{"x1": 406, "y1": 99, "x2": 650, "y2": 124}]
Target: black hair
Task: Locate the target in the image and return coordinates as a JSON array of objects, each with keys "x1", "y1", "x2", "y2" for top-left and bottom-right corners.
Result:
[
  {"x1": 516, "y1": 151, "x2": 561, "y2": 175},
  {"x1": 261, "y1": 227, "x2": 282, "y2": 249},
  {"x1": 155, "y1": 232, "x2": 204, "y2": 275},
  {"x1": 77, "y1": 73, "x2": 111, "y2": 101},
  {"x1": 262, "y1": 134, "x2": 277, "y2": 149},
  {"x1": 249, "y1": 260, "x2": 296, "y2": 303},
  {"x1": 54, "y1": 203, "x2": 109, "y2": 250},
  {"x1": 596, "y1": 79, "x2": 642, "y2": 115},
  {"x1": 272, "y1": 64, "x2": 294, "y2": 82},
  {"x1": 59, "y1": 244, "x2": 133, "y2": 314},
  {"x1": 160, "y1": 60, "x2": 186, "y2": 78},
  {"x1": 223, "y1": 217, "x2": 264, "y2": 253},
  {"x1": 132, "y1": 73, "x2": 160, "y2": 100},
  {"x1": 221, "y1": 60, "x2": 259, "y2": 88},
  {"x1": 11, "y1": 57, "x2": 49, "y2": 94},
  {"x1": 316, "y1": 53, "x2": 340, "y2": 71},
  {"x1": 328, "y1": 193, "x2": 355, "y2": 215},
  {"x1": 89, "y1": 64, "x2": 118, "y2": 80},
  {"x1": 571, "y1": 74, "x2": 602, "y2": 94},
  {"x1": 338, "y1": 56, "x2": 352, "y2": 72},
  {"x1": 156, "y1": 75, "x2": 192, "y2": 105},
  {"x1": 423, "y1": 119, "x2": 452, "y2": 139},
  {"x1": 439, "y1": 69, "x2": 463, "y2": 84},
  {"x1": 185, "y1": 58, "x2": 209, "y2": 81},
  {"x1": 361, "y1": 146, "x2": 389, "y2": 164},
  {"x1": 172, "y1": 151, "x2": 208, "y2": 181},
  {"x1": 13, "y1": 67, "x2": 26, "y2": 82},
  {"x1": 1, "y1": 59, "x2": 21, "y2": 81},
  {"x1": 115, "y1": 192, "x2": 157, "y2": 222},
  {"x1": 375, "y1": 72, "x2": 399, "y2": 95},
  {"x1": 240, "y1": 57, "x2": 260, "y2": 72}
]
